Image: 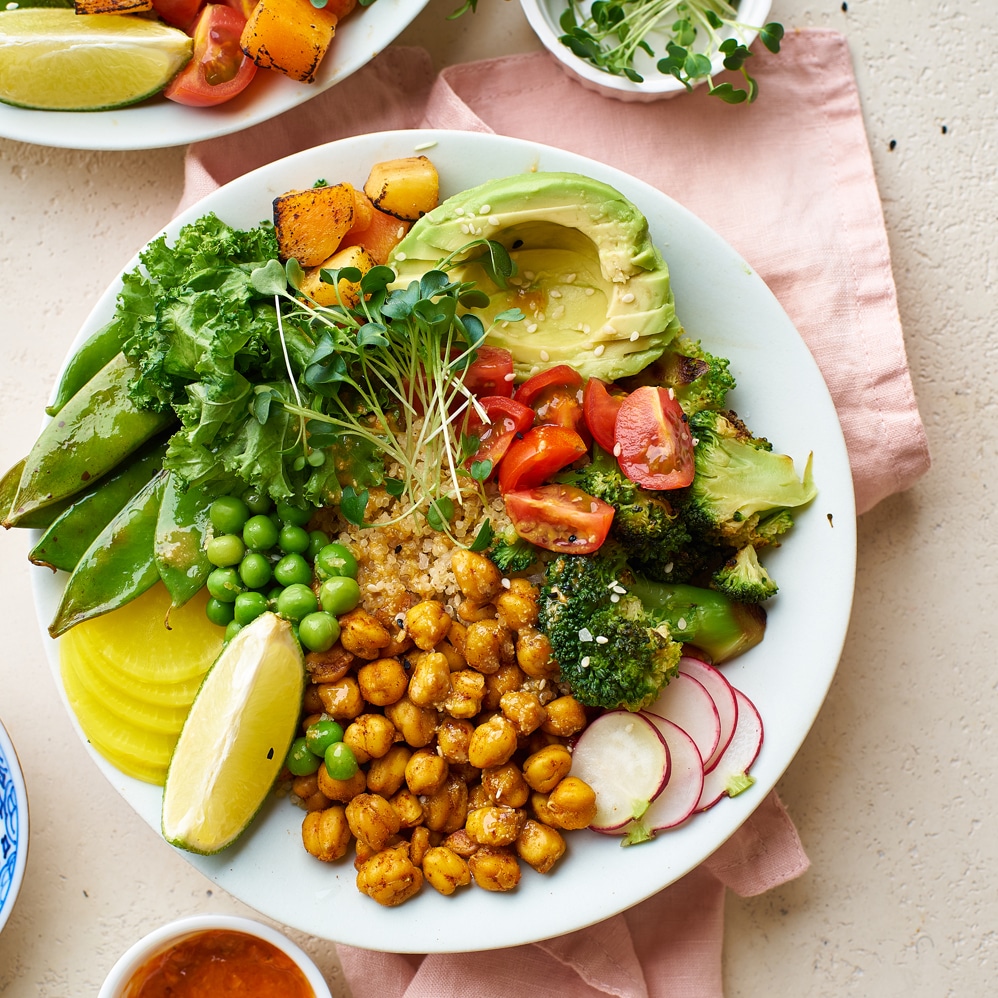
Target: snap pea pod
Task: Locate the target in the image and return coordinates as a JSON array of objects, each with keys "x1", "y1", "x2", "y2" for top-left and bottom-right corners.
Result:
[
  {"x1": 7, "y1": 352, "x2": 176, "y2": 527},
  {"x1": 155, "y1": 474, "x2": 213, "y2": 611},
  {"x1": 45, "y1": 321, "x2": 123, "y2": 418},
  {"x1": 28, "y1": 438, "x2": 169, "y2": 573},
  {"x1": 49, "y1": 470, "x2": 167, "y2": 638},
  {"x1": 1, "y1": 458, "x2": 75, "y2": 530}
]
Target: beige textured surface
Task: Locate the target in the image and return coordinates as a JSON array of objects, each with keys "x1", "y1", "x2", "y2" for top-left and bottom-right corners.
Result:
[{"x1": 0, "y1": 0, "x2": 993, "y2": 994}]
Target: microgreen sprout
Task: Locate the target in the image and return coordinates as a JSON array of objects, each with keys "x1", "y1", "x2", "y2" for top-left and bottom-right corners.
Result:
[{"x1": 558, "y1": 0, "x2": 783, "y2": 103}]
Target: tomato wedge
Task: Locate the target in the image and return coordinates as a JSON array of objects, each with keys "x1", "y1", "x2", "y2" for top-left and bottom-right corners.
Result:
[
  {"x1": 498, "y1": 425, "x2": 588, "y2": 495},
  {"x1": 614, "y1": 385, "x2": 695, "y2": 490},
  {"x1": 152, "y1": 0, "x2": 203, "y2": 30},
  {"x1": 163, "y1": 4, "x2": 257, "y2": 108},
  {"x1": 583, "y1": 378, "x2": 627, "y2": 452},
  {"x1": 461, "y1": 346, "x2": 515, "y2": 399},
  {"x1": 465, "y1": 396, "x2": 534, "y2": 474},
  {"x1": 504, "y1": 485, "x2": 615, "y2": 555},
  {"x1": 514, "y1": 364, "x2": 584, "y2": 408}
]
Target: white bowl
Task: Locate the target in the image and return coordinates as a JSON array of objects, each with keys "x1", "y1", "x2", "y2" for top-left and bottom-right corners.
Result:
[
  {"x1": 0, "y1": 718, "x2": 28, "y2": 936},
  {"x1": 98, "y1": 914, "x2": 333, "y2": 998},
  {"x1": 519, "y1": 0, "x2": 773, "y2": 102}
]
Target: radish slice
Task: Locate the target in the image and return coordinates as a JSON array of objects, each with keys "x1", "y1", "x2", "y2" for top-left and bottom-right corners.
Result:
[
  {"x1": 645, "y1": 672, "x2": 720, "y2": 766},
  {"x1": 677, "y1": 656, "x2": 738, "y2": 772},
  {"x1": 696, "y1": 688, "x2": 764, "y2": 812},
  {"x1": 623, "y1": 713, "x2": 705, "y2": 840},
  {"x1": 569, "y1": 710, "x2": 670, "y2": 832}
]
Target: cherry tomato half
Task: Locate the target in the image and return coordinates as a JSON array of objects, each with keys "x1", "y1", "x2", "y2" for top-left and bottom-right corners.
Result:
[
  {"x1": 163, "y1": 4, "x2": 257, "y2": 108},
  {"x1": 614, "y1": 385, "x2": 696, "y2": 490},
  {"x1": 152, "y1": 0, "x2": 203, "y2": 30},
  {"x1": 504, "y1": 484, "x2": 615, "y2": 555},
  {"x1": 583, "y1": 378, "x2": 627, "y2": 452},
  {"x1": 498, "y1": 424, "x2": 588, "y2": 495},
  {"x1": 514, "y1": 364, "x2": 584, "y2": 409},
  {"x1": 461, "y1": 346, "x2": 515, "y2": 399},
  {"x1": 464, "y1": 396, "x2": 534, "y2": 473}
]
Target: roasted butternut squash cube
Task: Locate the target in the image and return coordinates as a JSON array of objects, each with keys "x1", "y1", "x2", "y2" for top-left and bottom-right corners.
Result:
[
  {"x1": 75, "y1": 0, "x2": 151, "y2": 12},
  {"x1": 301, "y1": 245, "x2": 377, "y2": 308},
  {"x1": 273, "y1": 182, "x2": 357, "y2": 266},
  {"x1": 363, "y1": 157, "x2": 440, "y2": 222},
  {"x1": 240, "y1": 0, "x2": 339, "y2": 84},
  {"x1": 339, "y1": 191, "x2": 411, "y2": 265}
]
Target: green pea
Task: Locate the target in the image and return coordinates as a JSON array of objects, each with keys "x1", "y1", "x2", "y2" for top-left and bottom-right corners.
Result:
[
  {"x1": 276, "y1": 583, "x2": 318, "y2": 621},
  {"x1": 224, "y1": 619, "x2": 243, "y2": 642},
  {"x1": 306, "y1": 719, "x2": 345, "y2": 756},
  {"x1": 276, "y1": 500, "x2": 313, "y2": 527},
  {"x1": 205, "y1": 596, "x2": 235, "y2": 627},
  {"x1": 324, "y1": 741, "x2": 359, "y2": 780},
  {"x1": 238, "y1": 552, "x2": 272, "y2": 590},
  {"x1": 243, "y1": 513, "x2": 279, "y2": 552},
  {"x1": 314, "y1": 542, "x2": 358, "y2": 581},
  {"x1": 206, "y1": 566, "x2": 245, "y2": 603},
  {"x1": 279, "y1": 523, "x2": 311, "y2": 555},
  {"x1": 206, "y1": 533, "x2": 245, "y2": 568},
  {"x1": 242, "y1": 489, "x2": 272, "y2": 515},
  {"x1": 234, "y1": 590, "x2": 269, "y2": 626},
  {"x1": 299, "y1": 611, "x2": 340, "y2": 653},
  {"x1": 209, "y1": 495, "x2": 249, "y2": 535},
  {"x1": 318, "y1": 576, "x2": 361, "y2": 616},
  {"x1": 306, "y1": 530, "x2": 331, "y2": 562},
  {"x1": 285, "y1": 736, "x2": 321, "y2": 777},
  {"x1": 274, "y1": 552, "x2": 312, "y2": 587}
]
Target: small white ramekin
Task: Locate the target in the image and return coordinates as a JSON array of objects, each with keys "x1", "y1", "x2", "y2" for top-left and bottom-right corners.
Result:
[{"x1": 98, "y1": 914, "x2": 334, "y2": 998}]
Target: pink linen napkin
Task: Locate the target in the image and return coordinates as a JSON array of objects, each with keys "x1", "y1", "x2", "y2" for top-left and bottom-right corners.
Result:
[{"x1": 176, "y1": 27, "x2": 930, "y2": 996}]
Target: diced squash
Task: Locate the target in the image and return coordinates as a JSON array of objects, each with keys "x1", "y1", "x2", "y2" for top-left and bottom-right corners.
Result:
[
  {"x1": 338, "y1": 191, "x2": 411, "y2": 265},
  {"x1": 74, "y1": 0, "x2": 151, "y2": 11},
  {"x1": 300, "y1": 245, "x2": 377, "y2": 308},
  {"x1": 363, "y1": 156, "x2": 440, "y2": 222},
  {"x1": 273, "y1": 182, "x2": 356, "y2": 266},
  {"x1": 240, "y1": 0, "x2": 339, "y2": 84}
]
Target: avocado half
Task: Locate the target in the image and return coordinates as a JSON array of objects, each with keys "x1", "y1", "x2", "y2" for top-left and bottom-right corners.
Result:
[{"x1": 389, "y1": 171, "x2": 682, "y2": 382}]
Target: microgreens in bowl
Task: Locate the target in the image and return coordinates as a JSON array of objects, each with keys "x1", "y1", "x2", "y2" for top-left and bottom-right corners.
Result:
[{"x1": 557, "y1": 0, "x2": 784, "y2": 103}]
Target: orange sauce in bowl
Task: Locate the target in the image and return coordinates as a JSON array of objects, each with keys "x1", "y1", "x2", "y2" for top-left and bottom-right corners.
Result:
[{"x1": 121, "y1": 929, "x2": 316, "y2": 997}]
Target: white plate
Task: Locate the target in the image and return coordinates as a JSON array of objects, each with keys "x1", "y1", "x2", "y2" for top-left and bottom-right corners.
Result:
[
  {"x1": 32, "y1": 129, "x2": 856, "y2": 952},
  {"x1": 0, "y1": 0, "x2": 430, "y2": 151},
  {"x1": 0, "y1": 718, "x2": 29, "y2": 936}
]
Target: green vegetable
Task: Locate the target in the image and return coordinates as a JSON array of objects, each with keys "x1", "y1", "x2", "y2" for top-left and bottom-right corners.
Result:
[
  {"x1": 206, "y1": 567, "x2": 244, "y2": 603},
  {"x1": 324, "y1": 741, "x2": 358, "y2": 780},
  {"x1": 306, "y1": 719, "x2": 345, "y2": 756},
  {"x1": 238, "y1": 552, "x2": 272, "y2": 590},
  {"x1": 49, "y1": 470, "x2": 167, "y2": 637},
  {"x1": 314, "y1": 541, "x2": 359, "y2": 580},
  {"x1": 711, "y1": 543, "x2": 778, "y2": 603},
  {"x1": 233, "y1": 591, "x2": 269, "y2": 626},
  {"x1": 243, "y1": 513, "x2": 279, "y2": 552},
  {"x1": 206, "y1": 533, "x2": 245, "y2": 567},
  {"x1": 487, "y1": 528, "x2": 543, "y2": 574},
  {"x1": 318, "y1": 576, "x2": 361, "y2": 616},
  {"x1": 285, "y1": 736, "x2": 321, "y2": 777},
  {"x1": 275, "y1": 582, "x2": 318, "y2": 621},
  {"x1": 209, "y1": 495, "x2": 250, "y2": 535},
  {"x1": 273, "y1": 553, "x2": 311, "y2": 587},
  {"x1": 154, "y1": 474, "x2": 214, "y2": 610},
  {"x1": 45, "y1": 320, "x2": 123, "y2": 417},
  {"x1": 29, "y1": 437, "x2": 168, "y2": 573},
  {"x1": 298, "y1": 610, "x2": 340, "y2": 652},
  {"x1": 558, "y1": 0, "x2": 784, "y2": 104}
]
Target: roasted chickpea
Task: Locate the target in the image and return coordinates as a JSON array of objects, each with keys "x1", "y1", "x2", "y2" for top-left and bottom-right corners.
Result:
[
  {"x1": 302, "y1": 684, "x2": 324, "y2": 716},
  {"x1": 482, "y1": 662, "x2": 527, "y2": 712},
  {"x1": 545, "y1": 776, "x2": 598, "y2": 830},
  {"x1": 436, "y1": 717, "x2": 474, "y2": 764},
  {"x1": 301, "y1": 806, "x2": 352, "y2": 863},
  {"x1": 317, "y1": 765, "x2": 367, "y2": 803},
  {"x1": 346, "y1": 793, "x2": 402, "y2": 851},
  {"x1": 456, "y1": 599, "x2": 497, "y2": 623},
  {"x1": 305, "y1": 644, "x2": 355, "y2": 684},
  {"x1": 463, "y1": 619, "x2": 511, "y2": 675},
  {"x1": 515, "y1": 627, "x2": 558, "y2": 679},
  {"x1": 317, "y1": 676, "x2": 365, "y2": 721},
  {"x1": 442, "y1": 827, "x2": 480, "y2": 857},
  {"x1": 482, "y1": 762, "x2": 530, "y2": 808},
  {"x1": 357, "y1": 657, "x2": 409, "y2": 706},
  {"x1": 465, "y1": 805, "x2": 527, "y2": 847},
  {"x1": 404, "y1": 747, "x2": 449, "y2": 796},
  {"x1": 440, "y1": 669, "x2": 486, "y2": 719},
  {"x1": 422, "y1": 774, "x2": 469, "y2": 834},
  {"x1": 499, "y1": 689, "x2": 547, "y2": 737},
  {"x1": 468, "y1": 846, "x2": 521, "y2": 892},
  {"x1": 447, "y1": 619, "x2": 468, "y2": 657},
  {"x1": 389, "y1": 788, "x2": 425, "y2": 829},
  {"x1": 409, "y1": 825, "x2": 431, "y2": 867},
  {"x1": 407, "y1": 651, "x2": 452, "y2": 707},
  {"x1": 292, "y1": 772, "x2": 331, "y2": 812},
  {"x1": 422, "y1": 845, "x2": 472, "y2": 896},
  {"x1": 451, "y1": 549, "x2": 503, "y2": 603},
  {"x1": 468, "y1": 714, "x2": 518, "y2": 769},
  {"x1": 356, "y1": 843, "x2": 423, "y2": 906},
  {"x1": 404, "y1": 600, "x2": 453, "y2": 651},
  {"x1": 522, "y1": 743, "x2": 573, "y2": 794},
  {"x1": 530, "y1": 790, "x2": 558, "y2": 827},
  {"x1": 516, "y1": 819, "x2": 566, "y2": 874},
  {"x1": 338, "y1": 608, "x2": 392, "y2": 660},
  {"x1": 436, "y1": 639, "x2": 466, "y2": 671},
  {"x1": 540, "y1": 695, "x2": 588, "y2": 737},
  {"x1": 366, "y1": 744, "x2": 412, "y2": 797},
  {"x1": 343, "y1": 713, "x2": 398, "y2": 763},
  {"x1": 467, "y1": 781, "x2": 494, "y2": 811},
  {"x1": 384, "y1": 696, "x2": 438, "y2": 747},
  {"x1": 495, "y1": 587, "x2": 539, "y2": 631}
]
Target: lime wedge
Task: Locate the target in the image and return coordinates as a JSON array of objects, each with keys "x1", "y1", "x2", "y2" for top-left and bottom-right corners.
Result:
[
  {"x1": 162, "y1": 613, "x2": 305, "y2": 855},
  {"x1": 0, "y1": 10, "x2": 193, "y2": 111}
]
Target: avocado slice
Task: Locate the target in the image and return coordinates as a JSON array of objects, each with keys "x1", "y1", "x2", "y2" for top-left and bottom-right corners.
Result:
[{"x1": 389, "y1": 171, "x2": 682, "y2": 383}]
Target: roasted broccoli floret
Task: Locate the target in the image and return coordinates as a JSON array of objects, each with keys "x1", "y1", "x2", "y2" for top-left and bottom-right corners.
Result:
[
  {"x1": 711, "y1": 544, "x2": 779, "y2": 604},
  {"x1": 682, "y1": 409, "x2": 817, "y2": 549},
  {"x1": 620, "y1": 337, "x2": 736, "y2": 415},
  {"x1": 487, "y1": 527, "x2": 542, "y2": 574},
  {"x1": 539, "y1": 550, "x2": 767, "y2": 711}
]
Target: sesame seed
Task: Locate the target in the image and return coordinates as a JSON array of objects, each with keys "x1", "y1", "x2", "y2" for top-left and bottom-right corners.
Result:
[
  {"x1": 664, "y1": 562, "x2": 674, "y2": 573},
  {"x1": 413, "y1": 140, "x2": 437, "y2": 151},
  {"x1": 581, "y1": 656, "x2": 591, "y2": 668},
  {"x1": 677, "y1": 617, "x2": 687, "y2": 630},
  {"x1": 539, "y1": 349, "x2": 550, "y2": 362},
  {"x1": 596, "y1": 635, "x2": 609, "y2": 644},
  {"x1": 621, "y1": 292, "x2": 635, "y2": 303},
  {"x1": 501, "y1": 577, "x2": 511, "y2": 589},
  {"x1": 629, "y1": 331, "x2": 639, "y2": 342},
  {"x1": 593, "y1": 344, "x2": 605, "y2": 356},
  {"x1": 613, "y1": 443, "x2": 622, "y2": 457},
  {"x1": 526, "y1": 323, "x2": 538, "y2": 333},
  {"x1": 610, "y1": 593, "x2": 620, "y2": 604},
  {"x1": 691, "y1": 438, "x2": 699, "y2": 447},
  {"x1": 503, "y1": 372, "x2": 516, "y2": 382},
  {"x1": 479, "y1": 204, "x2": 491, "y2": 214},
  {"x1": 668, "y1": 387, "x2": 675, "y2": 399},
  {"x1": 602, "y1": 323, "x2": 615, "y2": 335}
]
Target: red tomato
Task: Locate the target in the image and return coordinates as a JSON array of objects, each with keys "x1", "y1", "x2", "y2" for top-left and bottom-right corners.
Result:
[
  {"x1": 583, "y1": 378, "x2": 627, "y2": 452},
  {"x1": 614, "y1": 385, "x2": 695, "y2": 490},
  {"x1": 498, "y1": 425, "x2": 588, "y2": 494},
  {"x1": 460, "y1": 346, "x2": 515, "y2": 399},
  {"x1": 163, "y1": 5, "x2": 257, "y2": 108},
  {"x1": 504, "y1": 485, "x2": 615, "y2": 555},
  {"x1": 152, "y1": 0, "x2": 203, "y2": 30},
  {"x1": 464, "y1": 396, "x2": 534, "y2": 473},
  {"x1": 514, "y1": 364, "x2": 583, "y2": 409}
]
